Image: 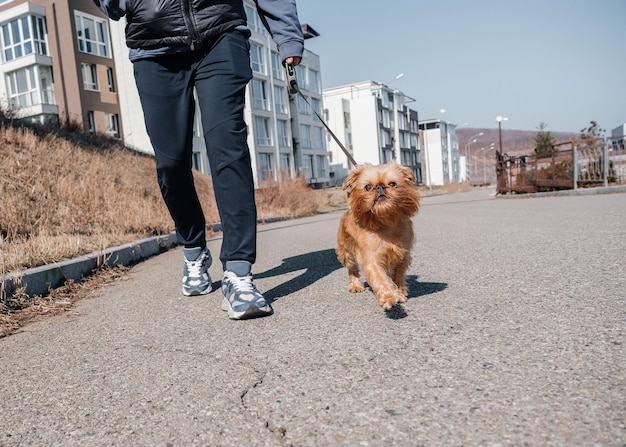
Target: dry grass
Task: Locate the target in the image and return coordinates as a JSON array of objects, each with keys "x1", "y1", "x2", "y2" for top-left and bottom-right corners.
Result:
[{"x1": 0, "y1": 119, "x2": 346, "y2": 336}]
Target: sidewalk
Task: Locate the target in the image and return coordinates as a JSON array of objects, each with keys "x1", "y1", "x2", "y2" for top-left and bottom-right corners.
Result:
[{"x1": 1, "y1": 188, "x2": 624, "y2": 446}]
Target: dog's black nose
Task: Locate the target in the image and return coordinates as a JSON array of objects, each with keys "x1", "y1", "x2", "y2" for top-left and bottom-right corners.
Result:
[{"x1": 376, "y1": 184, "x2": 386, "y2": 194}]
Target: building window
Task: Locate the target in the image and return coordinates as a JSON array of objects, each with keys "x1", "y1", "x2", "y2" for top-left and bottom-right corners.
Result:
[
  {"x1": 300, "y1": 124, "x2": 311, "y2": 149},
  {"x1": 6, "y1": 66, "x2": 37, "y2": 108},
  {"x1": 309, "y1": 69, "x2": 320, "y2": 93},
  {"x1": 316, "y1": 154, "x2": 326, "y2": 177},
  {"x1": 75, "y1": 12, "x2": 110, "y2": 57},
  {"x1": 312, "y1": 126, "x2": 324, "y2": 149},
  {"x1": 273, "y1": 86, "x2": 286, "y2": 114},
  {"x1": 251, "y1": 79, "x2": 268, "y2": 110},
  {"x1": 297, "y1": 94, "x2": 309, "y2": 115},
  {"x1": 271, "y1": 52, "x2": 284, "y2": 80},
  {"x1": 81, "y1": 63, "x2": 98, "y2": 90},
  {"x1": 250, "y1": 43, "x2": 265, "y2": 74},
  {"x1": 1, "y1": 15, "x2": 47, "y2": 61},
  {"x1": 106, "y1": 113, "x2": 119, "y2": 138},
  {"x1": 295, "y1": 64, "x2": 306, "y2": 89},
  {"x1": 302, "y1": 154, "x2": 313, "y2": 178},
  {"x1": 192, "y1": 152, "x2": 202, "y2": 171},
  {"x1": 310, "y1": 97, "x2": 321, "y2": 121},
  {"x1": 244, "y1": 4, "x2": 266, "y2": 35},
  {"x1": 277, "y1": 119, "x2": 289, "y2": 147},
  {"x1": 280, "y1": 153, "x2": 290, "y2": 173},
  {"x1": 87, "y1": 111, "x2": 95, "y2": 134},
  {"x1": 254, "y1": 116, "x2": 271, "y2": 146},
  {"x1": 106, "y1": 67, "x2": 115, "y2": 92},
  {"x1": 258, "y1": 152, "x2": 273, "y2": 180}
]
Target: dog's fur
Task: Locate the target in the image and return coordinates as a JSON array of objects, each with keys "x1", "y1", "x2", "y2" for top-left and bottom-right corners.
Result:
[{"x1": 336, "y1": 162, "x2": 421, "y2": 309}]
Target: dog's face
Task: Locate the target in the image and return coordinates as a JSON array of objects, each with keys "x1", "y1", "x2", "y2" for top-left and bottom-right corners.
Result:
[{"x1": 343, "y1": 163, "x2": 420, "y2": 229}]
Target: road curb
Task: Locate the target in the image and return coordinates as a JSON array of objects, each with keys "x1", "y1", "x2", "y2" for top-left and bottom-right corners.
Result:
[{"x1": 2, "y1": 232, "x2": 178, "y2": 299}]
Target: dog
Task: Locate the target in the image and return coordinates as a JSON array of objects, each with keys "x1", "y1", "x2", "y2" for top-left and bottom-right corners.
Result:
[{"x1": 336, "y1": 162, "x2": 421, "y2": 309}]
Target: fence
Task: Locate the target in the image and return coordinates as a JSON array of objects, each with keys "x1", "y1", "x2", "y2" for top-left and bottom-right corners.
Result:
[{"x1": 496, "y1": 138, "x2": 626, "y2": 194}]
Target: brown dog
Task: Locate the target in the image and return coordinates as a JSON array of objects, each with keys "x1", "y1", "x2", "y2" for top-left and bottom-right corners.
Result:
[{"x1": 336, "y1": 162, "x2": 421, "y2": 309}]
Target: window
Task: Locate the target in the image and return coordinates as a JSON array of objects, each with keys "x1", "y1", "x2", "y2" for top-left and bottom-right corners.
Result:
[
  {"x1": 310, "y1": 97, "x2": 321, "y2": 121},
  {"x1": 106, "y1": 113, "x2": 119, "y2": 138},
  {"x1": 250, "y1": 43, "x2": 265, "y2": 74},
  {"x1": 273, "y1": 86, "x2": 286, "y2": 113},
  {"x1": 316, "y1": 154, "x2": 326, "y2": 177},
  {"x1": 277, "y1": 119, "x2": 289, "y2": 147},
  {"x1": 244, "y1": 4, "x2": 266, "y2": 35},
  {"x1": 75, "y1": 12, "x2": 110, "y2": 57},
  {"x1": 254, "y1": 116, "x2": 271, "y2": 146},
  {"x1": 258, "y1": 153, "x2": 273, "y2": 179},
  {"x1": 312, "y1": 126, "x2": 324, "y2": 149},
  {"x1": 271, "y1": 52, "x2": 284, "y2": 80},
  {"x1": 251, "y1": 79, "x2": 268, "y2": 110},
  {"x1": 87, "y1": 111, "x2": 95, "y2": 134},
  {"x1": 380, "y1": 129, "x2": 391, "y2": 147},
  {"x1": 297, "y1": 94, "x2": 309, "y2": 115},
  {"x1": 309, "y1": 69, "x2": 320, "y2": 93},
  {"x1": 106, "y1": 67, "x2": 115, "y2": 92},
  {"x1": 302, "y1": 154, "x2": 313, "y2": 178},
  {"x1": 280, "y1": 153, "x2": 290, "y2": 172},
  {"x1": 300, "y1": 124, "x2": 311, "y2": 149},
  {"x1": 6, "y1": 66, "x2": 37, "y2": 108},
  {"x1": 295, "y1": 64, "x2": 306, "y2": 89},
  {"x1": 81, "y1": 63, "x2": 98, "y2": 90},
  {"x1": 2, "y1": 15, "x2": 47, "y2": 61}
]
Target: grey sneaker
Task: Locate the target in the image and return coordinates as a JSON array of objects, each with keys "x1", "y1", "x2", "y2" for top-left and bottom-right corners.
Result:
[
  {"x1": 221, "y1": 261, "x2": 273, "y2": 320},
  {"x1": 182, "y1": 247, "x2": 212, "y2": 296}
]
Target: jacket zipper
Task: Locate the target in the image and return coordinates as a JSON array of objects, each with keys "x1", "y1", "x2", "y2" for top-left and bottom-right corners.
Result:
[{"x1": 181, "y1": 0, "x2": 199, "y2": 50}]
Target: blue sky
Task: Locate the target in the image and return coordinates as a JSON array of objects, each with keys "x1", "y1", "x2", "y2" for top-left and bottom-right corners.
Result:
[{"x1": 296, "y1": 0, "x2": 626, "y2": 133}]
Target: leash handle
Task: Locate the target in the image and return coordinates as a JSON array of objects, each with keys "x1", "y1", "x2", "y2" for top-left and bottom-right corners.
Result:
[{"x1": 285, "y1": 63, "x2": 299, "y2": 94}]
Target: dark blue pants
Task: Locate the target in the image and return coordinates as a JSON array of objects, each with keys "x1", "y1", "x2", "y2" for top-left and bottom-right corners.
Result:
[{"x1": 133, "y1": 30, "x2": 257, "y2": 268}]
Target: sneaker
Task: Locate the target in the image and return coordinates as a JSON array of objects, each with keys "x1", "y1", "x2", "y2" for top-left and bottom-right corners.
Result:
[
  {"x1": 221, "y1": 261, "x2": 273, "y2": 320},
  {"x1": 182, "y1": 246, "x2": 213, "y2": 296}
]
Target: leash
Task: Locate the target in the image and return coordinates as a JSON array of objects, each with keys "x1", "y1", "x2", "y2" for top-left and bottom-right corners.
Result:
[{"x1": 285, "y1": 64, "x2": 359, "y2": 167}]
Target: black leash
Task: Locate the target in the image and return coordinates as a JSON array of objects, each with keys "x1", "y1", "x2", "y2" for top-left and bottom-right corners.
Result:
[{"x1": 285, "y1": 64, "x2": 359, "y2": 167}]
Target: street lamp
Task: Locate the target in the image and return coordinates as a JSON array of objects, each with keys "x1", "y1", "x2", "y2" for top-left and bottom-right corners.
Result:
[
  {"x1": 465, "y1": 132, "x2": 484, "y2": 183},
  {"x1": 480, "y1": 143, "x2": 496, "y2": 184},
  {"x1": 495, "y1": 115, "x2": 508, "y2": 155}
]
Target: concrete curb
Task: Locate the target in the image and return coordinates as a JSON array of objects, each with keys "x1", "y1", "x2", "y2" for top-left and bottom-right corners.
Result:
[
  {"x1": 497, "y1": 184, "x2": 626, "y2": 198},
  {"x1": 2, "y1": 232, "x2": 178, "y2": 299}
]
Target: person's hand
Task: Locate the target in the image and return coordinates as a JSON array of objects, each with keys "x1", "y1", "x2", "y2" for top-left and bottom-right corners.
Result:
[{"x1": 284, "y1": 56, "x2": 301, "y2": 66}]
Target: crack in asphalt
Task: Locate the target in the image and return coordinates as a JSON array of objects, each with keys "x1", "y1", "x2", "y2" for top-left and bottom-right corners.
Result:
[{"x1": 240, "y1": 369, "x2": 293, "y2": 446}]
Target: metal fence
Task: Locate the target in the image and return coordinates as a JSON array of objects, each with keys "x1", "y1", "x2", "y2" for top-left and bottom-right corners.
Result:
[{"x1": 496, "y1": 138, "x2": 626, "y2": 194}]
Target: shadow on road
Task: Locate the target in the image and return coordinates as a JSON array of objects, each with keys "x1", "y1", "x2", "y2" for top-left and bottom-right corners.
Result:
[{"x1": 255, "y1": 248, "x2": 343, "y2": 302}]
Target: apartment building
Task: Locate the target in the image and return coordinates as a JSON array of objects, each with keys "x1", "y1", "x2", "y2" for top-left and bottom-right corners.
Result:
[
  {"x1": 0, "y1": 0, "x2": 122, "y2": 137},
  {"x1": 322, "y1": 81, "x2": 421, "y2": 186},
  {"x1": 418, "y1": 118, "x2": 461, "y2": 186}
]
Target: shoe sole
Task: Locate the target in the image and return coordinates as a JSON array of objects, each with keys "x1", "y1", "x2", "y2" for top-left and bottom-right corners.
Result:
[
  {"x1": 221, "y1": 297, "x2": 273, "y2": 320},
  {"x1": 182, "y1": 284, "x2": 213, "y2": 296}
]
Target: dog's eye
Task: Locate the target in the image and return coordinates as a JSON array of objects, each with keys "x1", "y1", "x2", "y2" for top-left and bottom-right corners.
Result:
[
  {"x1": 389, "y1": 182, "x2": 397, "y2": 188},
  {"x1": 365, "y1": 184, "x2": 372, "y2": 191}
]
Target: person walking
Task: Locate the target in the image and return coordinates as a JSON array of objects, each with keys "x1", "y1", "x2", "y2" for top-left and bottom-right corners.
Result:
[{"x1": 93, "y1": 0, "x2": 304, "y2": 319}]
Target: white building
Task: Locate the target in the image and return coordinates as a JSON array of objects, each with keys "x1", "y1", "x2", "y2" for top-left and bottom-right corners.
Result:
[
  {"x1": 418, "y1": 119, "x2": 461, "y2": 186},
  {"x1": 322, "y1": 81, "x2": 421, "y2": 186}
]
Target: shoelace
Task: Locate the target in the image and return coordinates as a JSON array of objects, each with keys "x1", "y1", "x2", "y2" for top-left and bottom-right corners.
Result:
[
  {"x1": 185, "y1": 254, "x2": 207, "y2": 278},
  {"x1": 227, "y1": 273, "x2": 256, "y2": 293}
]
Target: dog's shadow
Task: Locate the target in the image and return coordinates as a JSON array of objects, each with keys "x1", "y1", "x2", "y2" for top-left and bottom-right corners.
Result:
[{"x1": 384, "y1": 275, "x2": 448, "y2": 319}]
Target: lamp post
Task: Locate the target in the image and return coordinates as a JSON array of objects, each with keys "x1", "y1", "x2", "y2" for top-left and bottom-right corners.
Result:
[
  {"x1": 465, "y1": 131, "x2": 484, "y2": 183},
  {"x1": 480, "y1": 143, "x2": 496, "y2": 184},
  {"x1": 495, "y1": 115, "x2": 508, "y2": 155},
  {"x1": 495, "y1": 116, "x2": 508, "y2": 192}
]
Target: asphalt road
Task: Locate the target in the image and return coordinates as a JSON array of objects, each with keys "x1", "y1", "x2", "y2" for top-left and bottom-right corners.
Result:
[{"x1": 1, "y1": 187, "x2": 624, "y2": 446}]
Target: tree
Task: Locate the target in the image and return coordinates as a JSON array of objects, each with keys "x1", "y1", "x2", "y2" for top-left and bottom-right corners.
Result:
[
  {"x1": 533, "y1": 122, "x2": 556, "y2": 159},
  {"x1": 579, "y1": 120, "x2": 605, "y2": 144}
]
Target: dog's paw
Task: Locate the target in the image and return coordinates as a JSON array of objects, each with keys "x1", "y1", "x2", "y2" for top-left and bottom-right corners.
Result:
[
  {"x1": 348, "y1": 278, "x2": 365, "y2": 293},
  {"x1": 377, "y1": 289, "x2": 405, "y2": 309}
]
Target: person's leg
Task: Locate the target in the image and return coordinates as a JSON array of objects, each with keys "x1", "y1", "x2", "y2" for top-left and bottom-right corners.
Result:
[
  {"x1": 133, "y1": 55, "x2": 206, "y2": 248},
  {"x1": 194, "y1": 30, "x2": 272, "y2": 319},
  {"x1": 133, "y1": 55, "x2": 212, "y2": 296},
  {"x1": 193, "y1": 30, "x2": 257, "y2": 268}
]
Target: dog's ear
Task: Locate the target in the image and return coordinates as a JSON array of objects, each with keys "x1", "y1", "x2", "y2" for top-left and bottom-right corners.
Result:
[
  {"x1": 343, "y1": 165, "x2": 365, "y2": 196},
  {"x1": 400, "y1": 165, "x2": 416, "y2": 186}
]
